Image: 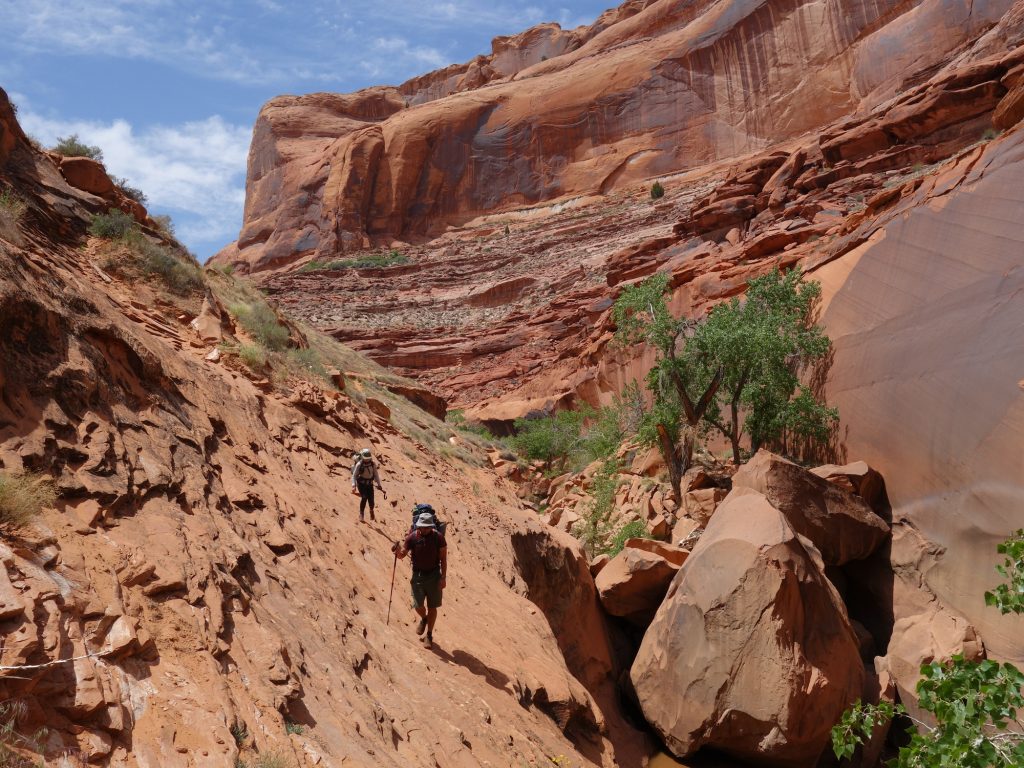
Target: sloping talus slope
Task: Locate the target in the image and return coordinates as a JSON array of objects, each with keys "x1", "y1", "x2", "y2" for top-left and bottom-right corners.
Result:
[
  {"x1": 216, "y1": 0, "x2": 1014, "y2": 272},
  {"x1": 0, "y1": 91, "x2": 645, "y2": 767}
]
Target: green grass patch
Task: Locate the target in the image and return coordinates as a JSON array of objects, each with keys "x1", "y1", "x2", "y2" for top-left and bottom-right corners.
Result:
[
  {"x1": 604, "y1": 520, "x2": 652, "y2": 557},
  {"x1": 229, "y1": 301, "x2": 291, "y2": 351}
]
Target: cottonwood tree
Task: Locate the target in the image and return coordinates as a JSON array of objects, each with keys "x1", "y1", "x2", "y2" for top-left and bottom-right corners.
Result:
[
  {"x1": 613, "y1": 272, "x2": 722, "y2": 501},
  {"x1": 612, "y1": 268, "x2": 837, "y2": 499},
  {"x1": 692, "y1": 267, "x2": 836, "y2": 464}
]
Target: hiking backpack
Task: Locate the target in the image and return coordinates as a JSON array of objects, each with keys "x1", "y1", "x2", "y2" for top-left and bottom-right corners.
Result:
[{"x1": 410, "y1": 503, "x2": 446, "y2": 537}]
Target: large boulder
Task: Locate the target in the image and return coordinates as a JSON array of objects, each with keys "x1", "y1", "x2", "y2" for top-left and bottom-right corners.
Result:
[
  {"x1": 631, "y1": 491, "x2": 864, "y2": 766},
  {"x1": 732, "y1": 450, "x2": 889, "y2": 565},
  {"x1": 59, "y1": 156, "x2": 115, "y2": 197},
  {"x1": 595, "y1": 545, "x2": 682, "y2": 627}
]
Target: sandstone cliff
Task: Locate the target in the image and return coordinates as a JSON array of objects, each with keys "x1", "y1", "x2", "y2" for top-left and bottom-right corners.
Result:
[
  {"x1": 218, "y1": 0, "x2": 1016, "y2": 272},
  {"x1": 0, "y1": 89, "x2": 646, "y2": 766}
]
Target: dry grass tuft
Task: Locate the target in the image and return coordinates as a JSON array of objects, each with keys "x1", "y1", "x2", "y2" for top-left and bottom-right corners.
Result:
[{"x1": 0, "y1": 472, "x2": 56, "y2": 528}]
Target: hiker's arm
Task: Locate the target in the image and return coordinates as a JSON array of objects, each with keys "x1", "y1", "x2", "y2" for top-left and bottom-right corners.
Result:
[
  {"x1": 373, "y1": 463, "x2": 382, "y2": 489},
  {"x1": 439, "y1": 546, "x2": 447, "y2": 589},
  {"x1": 351, "y1": 462, "x2": 358, "y2": 486}
]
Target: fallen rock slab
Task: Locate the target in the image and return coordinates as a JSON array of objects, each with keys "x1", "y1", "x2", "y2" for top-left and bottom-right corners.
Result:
[
  {"x1": 631, "y1": 491, "x2": 864, "y2": 766},
  {"x1": 595, "y1": 547, "x2": 681, "y2": 627},
  {"x1": 732, "y1": 450, "x2": 889, "y2": 565}
]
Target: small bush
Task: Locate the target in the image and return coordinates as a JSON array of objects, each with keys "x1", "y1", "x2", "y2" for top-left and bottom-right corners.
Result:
[
  {"x1": 650, "y1": 181, "x2": 665, "y2": 200},
  {"x1": 447, "y1": 409, "x2": 498, "y2": 440},
  {"x1": 230, "y1": 302, "x2": 291, "y2": 351},
  {"x1": 238, "y1": 344, "x2": 268, "y2": 371},
  {"x1": 230, "y1": 723, "x2": 248, "y2": 747},
  {"x1": 0, "y1": 471, "x2": 56, "y2": 528},
  {"x1": 152, "y1": 214, "x2": 175, "y2": 236},
  {"x1": 982, "y1": 128, "x2": 1000, "y2": 141},
  {"x1": 134, "y1": 237, "x2": 204, "y2": 295},
  {"x1": 284, "y1": 721, "x2": 304, "y2": 735},
  {"x1": 52, "y1": 134, "x2": 103, "y2": 162},
  {"x1": 252, "y1": 753, "x2": 290, "y2": 768},
  {"x1": 89, "y1": 209, "x2": 136, "y2": 239},
  {"x1": 0, "y1": 190, "x2": 27, "y2": 244},
  {"x1": 112, "y1": 176, "x2": 147, "y2": 205},
  {"x1": 605, "y1": 520, "x2": 651, "y2": 556},
  {"x1": 573, "y1": 460, "x2": 621, "y2": 557}
]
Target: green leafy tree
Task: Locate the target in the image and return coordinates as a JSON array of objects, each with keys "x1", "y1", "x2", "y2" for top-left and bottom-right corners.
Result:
[
  {"x1": 693, "y1": 268, "x2": 836, "y2": 464},
  {"x1": 613, "y1": 271, "x2": 723, "y2": 501},
  {"x1": 52, "y1": 134, "x2": 103, "y2": 162},
  {"x1": 833, "y1": 532, "x2": 1024, "y2": 767}
]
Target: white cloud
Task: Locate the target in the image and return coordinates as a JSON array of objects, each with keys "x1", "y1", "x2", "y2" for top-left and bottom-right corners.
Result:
[
  {"x1": 0, "y1": 0, "x2": 598, "y2": 86},
  {"x1": 17, "y1": 103, "x2": 251, "y2": 257}
]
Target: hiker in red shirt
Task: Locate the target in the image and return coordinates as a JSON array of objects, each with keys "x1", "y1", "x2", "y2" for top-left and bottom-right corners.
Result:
[{"x1": 395, "y1": 509, "x2": 447, "y2": 649}]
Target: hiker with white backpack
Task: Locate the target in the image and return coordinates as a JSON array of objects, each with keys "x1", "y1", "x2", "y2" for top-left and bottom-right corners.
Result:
[{"x1": 351, "y1": 447, "x2": 384, "y2": 522}]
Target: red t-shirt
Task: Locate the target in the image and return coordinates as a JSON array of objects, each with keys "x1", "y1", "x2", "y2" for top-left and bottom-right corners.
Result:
[{"x1": 404, "y1": 528, "x2": 446, "y2": 571}]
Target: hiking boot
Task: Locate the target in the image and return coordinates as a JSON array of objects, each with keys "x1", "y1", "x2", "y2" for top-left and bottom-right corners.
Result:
[
  {"x1": 423, "y1": 633, "x2": 433, "y2": 649},
  {"x1": 369, "y1": 510, "x2": 376, "y2": 521},
  {"x1": 416, "y1": 617, "x2": 427, "y2": 636},
  {"x1": 359, "y1": 513, "x2": 365, "y2": 523}
]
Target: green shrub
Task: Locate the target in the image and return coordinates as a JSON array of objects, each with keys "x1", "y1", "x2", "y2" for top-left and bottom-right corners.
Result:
[
  {"x1": 112, "y1": 176, "x2": 147, "y2": 205},
  {"x1": 238, "y1": 344, "x2": 268, "y2": 371},
  {"x1": 0, "y1": 471, "x2": 56, "y2": 528},
  {"x1": 650, "y1": 181, "x2": 665, "y2": 200},
  {"x1": 52, "y1": 134, "x2": 103, "y2": 162},
  {"x1": 284, "y1": 721, "x2": 304, "y2": 735},
  {"x1": 230, "y1": 302, "x2": 291, "y2": 351},
  {"x1": 89, "y1": 209, "x2": 136, "y2": 239},
  {"x1": 605, "y1": 520, "x2": 651, "y2": 556},
  {"x1": 299, "y1": 250, "x2": 410, "y2": 272},
  {"x1": 510, "y1": 403, "x2": 626, "y2": 470},
  {"x1": 573, "y1": 460, "x2": 621, "y2": 557},
  {"x1": 510, "y1": 410, "x2": 585, "y2": 467},
  {"x1": 982, "y1": 128, "x2": 1000, "y2": 141},
  {"x1": 446, "y1": 410, "x2": 498, "y2": 440},
  {"x1": 134, "y1": 237, "x2": 204, "y2": 295}
]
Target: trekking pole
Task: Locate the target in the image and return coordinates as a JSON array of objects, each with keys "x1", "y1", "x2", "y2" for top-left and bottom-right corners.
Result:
[{"x1": 385, "y1": 542, "x2": 398, "y2": 626}]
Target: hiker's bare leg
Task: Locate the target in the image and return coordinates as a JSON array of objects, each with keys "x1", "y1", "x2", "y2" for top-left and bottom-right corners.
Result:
[
  {"x1": 415, "y1": 604, "x2": 427, "y2": 619},
  {"x1": 427, "y1": 606, "x2": 437, "y2": 633}
]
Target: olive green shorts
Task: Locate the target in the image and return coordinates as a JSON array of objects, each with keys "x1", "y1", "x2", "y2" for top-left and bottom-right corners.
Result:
[{"x1": 411, "y1": 569, "x2": 442, "y2": 609}]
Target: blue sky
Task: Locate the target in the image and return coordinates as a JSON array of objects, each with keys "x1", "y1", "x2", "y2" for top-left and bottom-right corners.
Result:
[{"x1": 0, "y1": 0, "x2": 610, "y2": 259}]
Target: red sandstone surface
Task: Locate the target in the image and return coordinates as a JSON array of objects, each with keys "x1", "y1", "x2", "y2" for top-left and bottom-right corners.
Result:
[
  {"x1": 5, "y1": 0, "x2": 1024, "y2": 765},
  {"x1": 0, "y1": 90, "x2": 647, "y2": 766},
  {"x1": 217, "y1": 0, "x2": 1024, "y2": 752}
]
